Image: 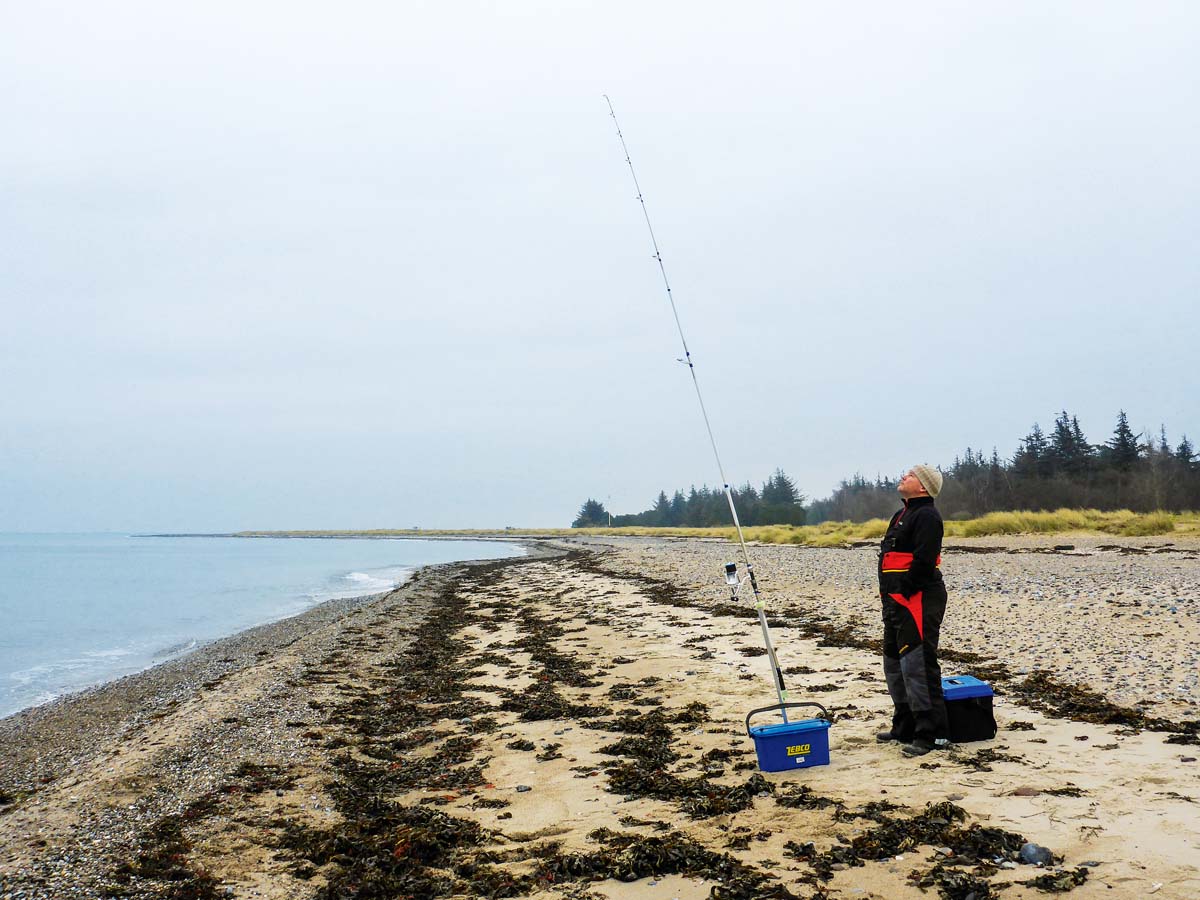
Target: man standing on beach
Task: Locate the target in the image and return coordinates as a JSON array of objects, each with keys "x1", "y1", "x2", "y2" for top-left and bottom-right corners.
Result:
[{"x1": 876, "y1": 464, "x2": 949, "y2": 757}]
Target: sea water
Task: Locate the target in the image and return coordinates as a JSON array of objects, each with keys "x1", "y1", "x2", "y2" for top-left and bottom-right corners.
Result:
[{"x1": 0, "y1": 533, "x2": 523, "y2": 719}]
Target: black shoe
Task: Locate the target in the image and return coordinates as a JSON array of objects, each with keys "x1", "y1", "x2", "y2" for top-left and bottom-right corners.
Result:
[
  {"x1": 901, "y1": 738, "x2": 935, "y2": 757},
  {"x1": 876, "y1": 730, "x2": 909, "y2": 743}
]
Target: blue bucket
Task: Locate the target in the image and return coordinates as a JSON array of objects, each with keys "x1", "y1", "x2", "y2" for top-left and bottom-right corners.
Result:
[{"x1": 746, "y1": 702, "x2": 832, "y2": 772}]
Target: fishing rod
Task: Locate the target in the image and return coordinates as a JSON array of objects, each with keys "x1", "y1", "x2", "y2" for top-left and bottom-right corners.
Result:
[{"x1": 604, "y1": 95, "x2": 790, "y2": 721}]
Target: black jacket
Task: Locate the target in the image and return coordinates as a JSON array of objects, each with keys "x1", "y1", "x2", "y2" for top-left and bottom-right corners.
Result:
[{"x1": 878, "y1": 496, "x2": 945, "y2": 599}]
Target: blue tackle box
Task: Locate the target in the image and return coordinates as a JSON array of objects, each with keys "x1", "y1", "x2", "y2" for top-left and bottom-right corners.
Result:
[
  {"x1": 746, "y1": 702, "x2": 831, "y2": 772},
  {"x1": 942, "y1": 675, "x2": 997, "y2": 742}
]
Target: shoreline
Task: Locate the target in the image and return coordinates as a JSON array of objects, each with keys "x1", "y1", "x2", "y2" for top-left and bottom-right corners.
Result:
[
  {"x1": 0, "y1": 543, "x2": 551, "y2": 796},
  {"x1": 2, "y1": 537, "x2": 1197, "y2": 899},
  {"x1": 0, "y1": 536, "x2": 532, "y2": 724}
]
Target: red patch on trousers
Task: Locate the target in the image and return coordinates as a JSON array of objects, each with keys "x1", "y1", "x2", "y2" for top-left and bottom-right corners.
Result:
[{"x1": 888, "y1": 591, "x2": 925, "y2": 640}]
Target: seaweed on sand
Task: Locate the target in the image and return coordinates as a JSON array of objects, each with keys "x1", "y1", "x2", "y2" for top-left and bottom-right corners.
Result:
[
  {"x1": 277, "y1": 803, "x2": 485, "y2": 898},
  {"x1": 1164, "y1": 730, "x2": 1200, "y2": 745},
  {"x1": 566, "y1": 551, "x2": 694, "y2": 610},
  {"x1": 832, "y1": 798, "x2": 903, "y2": 822},
  {"x1": 1043, "y1": 785, "x2": 1085, "y2": 797},
  {"x1": 471, "y1": 797, "x2": 510, "y2": 809},
  {"x1": 508, "y1": 609, "x2": 603, "y2": 688},
  {"x1": 221, "y1": 761, "x2": 296, "y2": 795},
  {"x1": 724, "y1": 827, "x2": 771, "y2": 850},
  {"x1": 111, "y1": 796, "x2": 224, "y2": 900},
  {"x1": 775, "y1": 785, "x2": 842, "y2": 811},
  {"x1": 538, "y1": 828, "x2": 799, "y2": 898},
  {"x1": 597, "y1": 735, "x2": 681, "y2": 768},
  {"x1": 1013, "y1": 671, "x2": 1153, "y2": 728},
  {"x1": 794, "y1": 801, "x2": 1033, "y2": 888},
  {"x1": 497, "y1": 683, "x2": 611, "y2": 721},
  {"x1": 951, "y1": 746, "x2": 1024, "y2": 773},
  {"x1": 1021, "y1": 867, "x2": 1090, "y2": 892},
  {"x1": 908, "y1": 862, "x2": 999, "y2": 900},
  {"x1": 591, "y1": 687, "x2": 771, "y2": 818},
  {"x1": 604, "y1": 758, "x2": 774, "y2": 819}
]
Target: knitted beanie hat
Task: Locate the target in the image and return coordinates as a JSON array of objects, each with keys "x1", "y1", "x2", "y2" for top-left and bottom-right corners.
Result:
[{"x1": 911, "y1": 464, "x2": 943, "y2": 498}]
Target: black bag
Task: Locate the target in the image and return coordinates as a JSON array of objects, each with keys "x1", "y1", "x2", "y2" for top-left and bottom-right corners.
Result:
[
  {"x1": 943, "y1": 676, "x2": 998, "y2": 743},
  {"x1": 946, "y1": 695, "x2": 997, "y2": 742}
]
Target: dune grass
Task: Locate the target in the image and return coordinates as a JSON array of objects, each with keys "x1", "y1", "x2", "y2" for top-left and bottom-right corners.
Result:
[
  {"x1": 238, "y1": 509, "x2": 1196, "y2": 545},
  {"x1": 946, "y1": 508, "x2": 1182, "y2": 538}
]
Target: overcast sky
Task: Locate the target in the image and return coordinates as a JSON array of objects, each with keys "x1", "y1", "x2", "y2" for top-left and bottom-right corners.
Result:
[{"x1": 3, "y1": 2, "x2": 1198, "y2": 531}]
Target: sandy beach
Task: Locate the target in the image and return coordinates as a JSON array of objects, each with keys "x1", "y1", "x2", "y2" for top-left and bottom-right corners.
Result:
[{"x1": 1, "y1": 536, "x2": 1198, "y2": 900}]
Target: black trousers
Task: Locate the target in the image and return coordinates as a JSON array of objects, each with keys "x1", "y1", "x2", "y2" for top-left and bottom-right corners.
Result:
[{"x1": 881, "y1": 585, "x2": 948, "y2": 743}]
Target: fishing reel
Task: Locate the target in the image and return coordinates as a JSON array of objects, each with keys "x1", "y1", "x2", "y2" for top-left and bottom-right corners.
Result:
[
  {"x1": 725, "y1": 561, "x2": 766, "y2": 611},
  {"x1": 724, "y1": 562, "x2": 746, "y2": 597}
]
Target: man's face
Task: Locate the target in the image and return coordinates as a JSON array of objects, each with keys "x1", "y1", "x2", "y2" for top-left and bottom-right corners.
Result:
[{"x1": 898, "y1": 470, "x2": 928, "y2": 500}]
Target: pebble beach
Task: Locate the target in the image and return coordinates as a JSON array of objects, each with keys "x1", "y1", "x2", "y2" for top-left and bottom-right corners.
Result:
[{"x1": 1, "y1": 535, "x2": 1197, "y2": 899}]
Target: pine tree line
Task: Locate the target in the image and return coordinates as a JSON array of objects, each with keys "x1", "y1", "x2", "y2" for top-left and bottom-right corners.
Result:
[
  {"x1": 807, "y1": 410, "x2": 1198, "y2": 523},
  {"x1": 572, "y1": 410, "x2": 1198, "y2": 527},
  {"x1": 572, "y1": 469, "x2": 805, "y2": 528}
]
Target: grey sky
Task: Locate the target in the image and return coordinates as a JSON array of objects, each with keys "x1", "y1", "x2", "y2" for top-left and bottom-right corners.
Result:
[{"x1": 3, "y1": 2, "x2": 1197, "y2": 531}]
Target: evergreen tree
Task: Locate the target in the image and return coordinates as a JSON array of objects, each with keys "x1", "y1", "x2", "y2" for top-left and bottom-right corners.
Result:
[
  {"x1": 1176, "y1": 435, "x2": 1196, "y2": 469},
  {"x1": 989, "y1": 448, "x2": 1003, "y2": 483},
  {"x1": 987, "y1": 447, "x2": 1008, "y2": 510},
  {"x1": 669, "y1": 490, "x2": 687, "y2": 525},
  {"x1": 1071, "y1": 416, "x2": 1094, "y2": 475},
  {"x1": 733, "y1": 482, "x2": 761, "y2": 525},
  {"x1": 1011, "y1": 424, "x2": 1048, "y2": 479},
  {"x1": 685, "y1": 486, "x2": 704, "y2": 526},
  {"x1": 571, "y1": 498, "x2": 609, "y2": 528},
  {"x1": 650, "y1": 491, "x2": 671, "y2": 526},
  {"x1": 762, "y1": 469, "x2": 802, "y2": 505},
  {"x1": 1049, "y1": 410, "x2": 1092, "y2": 476},
  {"x1": 1103, "y1": 410, "x2": 1141, "y2": 472},
  {"x1": 761, "y1": 468, "x2": 806, "y2": 524}
]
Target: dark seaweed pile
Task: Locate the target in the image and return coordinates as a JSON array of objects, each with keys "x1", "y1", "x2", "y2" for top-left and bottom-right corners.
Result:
[
  {"x1": 109, "y1": 796, "x2": 223, "y2": 900},
  {"x1": 540, "y1": 828, "x2": 800, "y2": 899},
  {"x1": 908, "y1": 862, "x2": 999, "y2": 900},
  {"x1": 1021, "y1": 867, "x2": 1090, "y2": 891},
  {"x1": 777, "y1": 797, "x2": 1036, "y2": 893},
  {"x1": 586, "y1": 695, "x2": 786, "y2": 819},
  {"x1": 951, "y1": 746, "x2": 1025, "y2": 773}
]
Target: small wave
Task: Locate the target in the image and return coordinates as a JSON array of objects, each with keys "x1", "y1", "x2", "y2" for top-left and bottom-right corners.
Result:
[
  {"x1": 153, "y1": 639, "x2": 199, "y2": 659},
  {"x1": 10, "y1": 689, "x2": 63, "y2": 712},
  {"x1": 82, "y1": 647, "x2": 136, "y2": 660},
  {"x1": 342, "y1": 572, "x2": 397, "y2": 591},
  {"x1": 7, "y1": 658, "x2": 93, "y2": 684}
]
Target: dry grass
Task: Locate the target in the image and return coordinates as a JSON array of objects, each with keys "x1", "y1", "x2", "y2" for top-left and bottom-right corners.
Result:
[{"x1": 238, "y1": 509, "x2": 1197, "y2": 545}]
